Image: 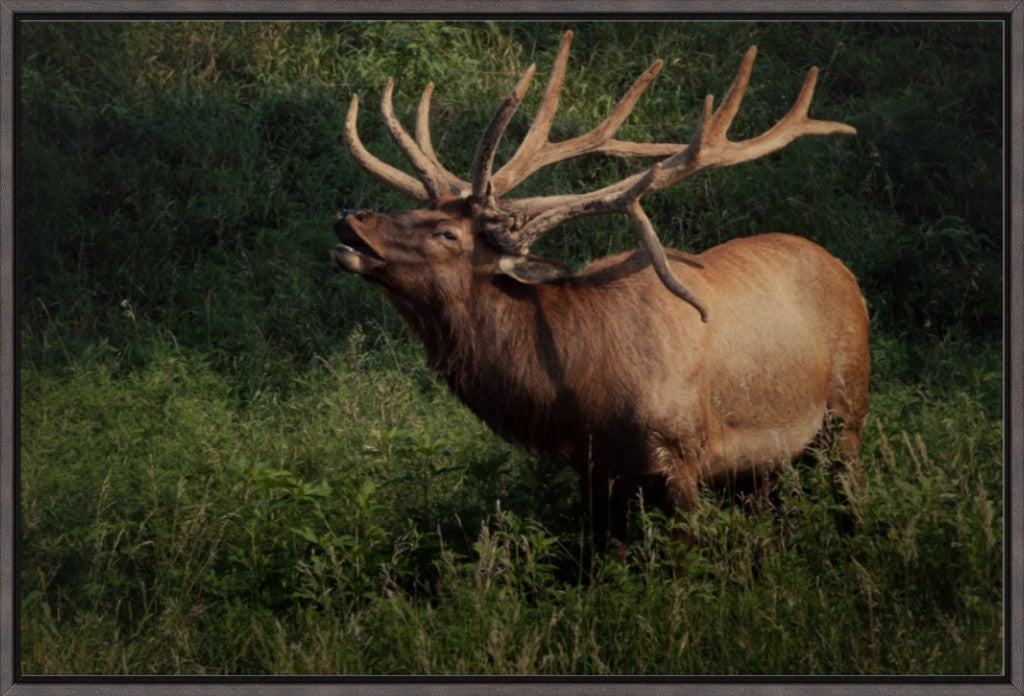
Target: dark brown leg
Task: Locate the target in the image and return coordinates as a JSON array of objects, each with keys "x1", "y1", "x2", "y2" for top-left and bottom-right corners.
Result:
[
  {"x1": 822, "y1": 414, "x2": 864, "y2": 537},
  {"x1": 580, "y1": 460, "x2": 612, "y2": 555}
]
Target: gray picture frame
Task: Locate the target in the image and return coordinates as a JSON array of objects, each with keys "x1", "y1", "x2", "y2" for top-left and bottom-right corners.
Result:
[{"x1": 1, "y1": 2, "x2": 1021, "y2": 694}]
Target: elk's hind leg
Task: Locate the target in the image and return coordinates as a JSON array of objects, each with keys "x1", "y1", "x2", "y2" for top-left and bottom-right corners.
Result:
[
  {"x1": 823, "y1": 366, "x2": 869, "y2": 535},
  {"x1": 654, "y1": 467, "x2": 701, "y2": 552}
]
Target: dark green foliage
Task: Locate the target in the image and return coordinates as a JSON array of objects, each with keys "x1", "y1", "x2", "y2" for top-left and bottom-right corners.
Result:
[{"x1": 16, "y1": 20, "x2": 1002, "y2": 675}]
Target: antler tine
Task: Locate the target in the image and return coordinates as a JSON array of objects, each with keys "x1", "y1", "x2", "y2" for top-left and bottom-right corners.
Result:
[
  {"x1": 792, "y1": 66, "x2": 818, "y2": 120},
  {"x1": 416, "y1": 82, "x2": 472, "y2": 197},
  {"x1": 704, "y1": 45, "x2": 757, "y2": 145},
  {"x1": 488, "y1": 31, "x2": 572, "y2": 195},
  {"x1": 767, "y1": 66, "x2": 858, "y2": 138},
  {"x1": 491, "y1": 30, "x2": 672, "y2": 196},
  {"x1": 471, "y1": 64, "x2": 537, "y2": 201},
  {"x1": 381, "y1": 78, "x2": 459, "y2": 200},
  {"x1": 343, "y1": 94, "x2": 431, "y2": 202},
  {"x1": 627, "y1": 197, "x2": 709, "y2": 322},
  {"x1": 415, "y1": 82, "x2": 440, "y2": 161}
]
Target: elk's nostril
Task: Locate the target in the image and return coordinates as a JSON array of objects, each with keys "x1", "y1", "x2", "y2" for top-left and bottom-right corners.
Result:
[
  {"x1": 337, "y1": 209, "x2": 371, "y2": 223},
  {"x1": 334, "y1": 212, "x2": 355, "y2": 241}
]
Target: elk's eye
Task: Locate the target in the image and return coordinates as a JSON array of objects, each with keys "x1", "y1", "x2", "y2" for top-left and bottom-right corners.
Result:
[{"x1": 437, "y1": 230, "x2": 458, "y2": 242}]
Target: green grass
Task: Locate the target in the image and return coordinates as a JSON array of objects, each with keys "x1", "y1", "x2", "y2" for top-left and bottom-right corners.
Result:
[
  {"x1": 16, "y1": 20, "x2": 1003, "y2": 675},
  {"x1": 18, "y1": 332, "x2": 1003, "y2": 675}
]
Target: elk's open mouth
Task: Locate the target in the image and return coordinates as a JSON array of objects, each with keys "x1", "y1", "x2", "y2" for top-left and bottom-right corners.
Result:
[{"x1": 332, "y1": 216, "x2": 385, "y2": 272}]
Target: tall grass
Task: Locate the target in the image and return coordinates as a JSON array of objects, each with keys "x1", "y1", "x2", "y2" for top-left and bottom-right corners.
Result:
[
  {"x1": 18, "y1": 333, "x2": 1003, "y2": 675},
  {"x1": 16, "y1": 21, "x2": 1003, "y2": 675}
]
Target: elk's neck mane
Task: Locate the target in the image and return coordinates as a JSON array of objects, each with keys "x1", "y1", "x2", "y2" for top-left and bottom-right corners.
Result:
[{"x1": 384, "y1": 275, "x2": 604, "y2": 457}]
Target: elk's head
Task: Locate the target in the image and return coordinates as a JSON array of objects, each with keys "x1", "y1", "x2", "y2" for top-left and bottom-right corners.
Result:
[
  {"x1": 334, "y1": 31, "x2": 856, "y2": 322},
  {"x1": 333, "y1": 200, "x2": 474, "y2": 296},
  {"x1": 332, "y1": 197, "x2": 569, "y2": 306}
]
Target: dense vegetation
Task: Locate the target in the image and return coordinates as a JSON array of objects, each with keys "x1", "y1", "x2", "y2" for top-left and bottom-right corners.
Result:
[{"x1": 16, "y1": 21, "x2": 1003, "y2": 675}]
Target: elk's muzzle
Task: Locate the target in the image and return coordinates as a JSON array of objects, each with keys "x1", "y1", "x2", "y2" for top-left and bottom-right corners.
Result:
[{"x1": 332, "y1": 210, "x2": 385, "y2": 273}]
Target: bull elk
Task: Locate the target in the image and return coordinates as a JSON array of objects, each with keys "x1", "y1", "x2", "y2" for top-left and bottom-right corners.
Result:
[{"x1": 332, "y1": 31, "x2": 869, "y2": 557}]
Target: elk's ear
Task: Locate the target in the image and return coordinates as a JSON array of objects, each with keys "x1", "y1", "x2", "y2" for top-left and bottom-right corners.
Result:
[{"x1": 496, "y1": 255, "x2": 569, "y2": 285}]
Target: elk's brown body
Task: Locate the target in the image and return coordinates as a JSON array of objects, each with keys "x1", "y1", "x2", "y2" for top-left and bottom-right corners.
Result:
[{"x1": 333, "y1": 33, "x2": 869, "y2": 554}]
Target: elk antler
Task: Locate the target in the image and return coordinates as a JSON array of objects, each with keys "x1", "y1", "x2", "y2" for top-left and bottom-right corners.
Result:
[
  {"x1": 495, "y1": 45, "x2": 856, "y2": 252},
  {"x1": 344, "y1": 33, "x2": 856, "y2": 322}
]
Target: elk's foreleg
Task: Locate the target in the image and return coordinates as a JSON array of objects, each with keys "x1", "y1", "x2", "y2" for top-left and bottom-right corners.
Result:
[
  {"x1": 580, "y1": 460, "x2": 613, "y2": 555},
  {"x1": 578, "y1": 460, "x2": 634, "y2": 562}
]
